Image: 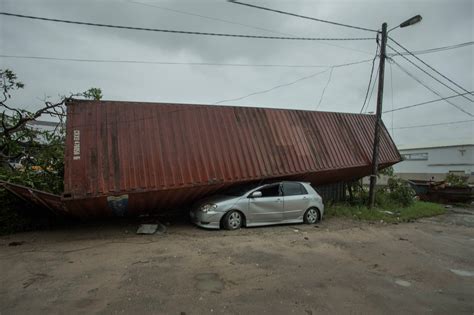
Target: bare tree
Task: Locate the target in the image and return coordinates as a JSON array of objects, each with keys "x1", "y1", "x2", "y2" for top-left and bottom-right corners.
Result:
[
  {"x1": 0, "y1": 68, "x2": 101, "y2": 193},
  {"x1": 1, "y1": 69, "x2": 101, "y2": 163}
]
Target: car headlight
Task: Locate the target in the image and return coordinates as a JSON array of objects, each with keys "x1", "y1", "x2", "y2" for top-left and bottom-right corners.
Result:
[{"x1": 199, "y1": 203, "x2": 218, "y2": 213}]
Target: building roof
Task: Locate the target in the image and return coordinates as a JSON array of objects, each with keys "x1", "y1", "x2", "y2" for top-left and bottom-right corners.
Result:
[{"x1": 398, "y1": 139, "x2": 474, "y2": 151}]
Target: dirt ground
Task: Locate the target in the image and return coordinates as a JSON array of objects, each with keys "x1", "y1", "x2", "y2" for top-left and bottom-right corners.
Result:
[{"x1": 1, "y1": 207, "x2": 473, "y2": 315}]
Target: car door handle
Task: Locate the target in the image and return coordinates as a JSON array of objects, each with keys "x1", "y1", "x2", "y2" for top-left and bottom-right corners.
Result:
[{"x1": 303, "y1": 197, "x2": 308, "y2": 200}]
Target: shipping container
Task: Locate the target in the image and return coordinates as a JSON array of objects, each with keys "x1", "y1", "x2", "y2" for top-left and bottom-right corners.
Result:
[{"x1": 2, "y1": 100, "x2": 401, "y2": 217}]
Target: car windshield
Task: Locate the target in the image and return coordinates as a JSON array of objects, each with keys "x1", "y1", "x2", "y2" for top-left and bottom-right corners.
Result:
[{"x1": 220, "y1": 183, "x2": 261, "y2": 196}]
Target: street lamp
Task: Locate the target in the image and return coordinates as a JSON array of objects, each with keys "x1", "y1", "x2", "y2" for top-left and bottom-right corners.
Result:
[
  {"x1": 368, "y1": 16, "x2": 422, "y2": 209},
  {"x1": 388, "y1": 15, "x2": 423, "y2": 32},
  {"x1": 400, "y1": 15, "x2": 422, "y2": 28}
]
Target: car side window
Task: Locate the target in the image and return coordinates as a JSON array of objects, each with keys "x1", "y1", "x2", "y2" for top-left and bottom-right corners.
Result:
[
  {"x1": 282, "y1": 182, "x2": 307, "y2": 196},
  {"x1": 258, "y1": 184, "x2": 281, "y2": 197},
  {"x1": 300, "y1": 185, "x2": 308, "y2": 195}
]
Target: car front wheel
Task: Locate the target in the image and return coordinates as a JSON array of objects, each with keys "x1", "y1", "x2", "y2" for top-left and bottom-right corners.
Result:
[
  {"x1": 223, "y1": 210, "x2": 243, "y2": 230},
  {"x1": 304, "y1": 208, "x2": 320, "y2": 224}
]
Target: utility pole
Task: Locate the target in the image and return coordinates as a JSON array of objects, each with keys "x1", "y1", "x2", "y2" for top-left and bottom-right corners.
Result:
[{"x1": 368, "y1": 22, "x2": 388, "y2": 209}]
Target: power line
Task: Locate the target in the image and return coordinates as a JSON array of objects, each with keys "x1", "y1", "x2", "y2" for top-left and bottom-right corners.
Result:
[
  {"x1": 389, "y1": 60, "x2": 394, "y2": 136},
  {"x1": 0, "y1": 54, "x2": 373, "y2": 68},
  {"x1": 387, "y1": 41, "x2": 473, "y2": 56},
  {"x1": 365, "y1": 65, "x2": 380, "y2": 113},
  {"x1": 315, "y1": 67, "x2": 334, "y2": 109},
  {"x1": 359, "y1": 40, "x2": 379, "y2": 113},
  {"x1": 389, "y1": 37, "x2": 474, "y2": 102},
  {"x1": 390, "y1": 58, "x2": 473, "y2": 117},
  {"x1": 387, "y1": 44, "x2": 474, "y2": 103},
  {"x1": 214, "y1": 69, "x2": 330, "y2": 104},
  {"x1": 128, "y1": 0, "x2": 373, "y2": 55},
  {"x1": 383, "y1": 91, "x2": 474, "y2": 114},
  {"x1": 0, "y1": 12, "x2": 374, "y2": 41},
  {"x1": 129, "y1": 0, "x2": 295, "y2": 36},
  {"x1": 213, "y1": 58, "x2": 373, "y2": 104},
  {"x1": 391, "y1": 58, "x2": 473, "y2": 117},
  {"x1": 393, "y1": 119, "x2": 474, "y2": 130},
  {"x1": 228, "y1": 0, "x2": 378, "y2": 33}
]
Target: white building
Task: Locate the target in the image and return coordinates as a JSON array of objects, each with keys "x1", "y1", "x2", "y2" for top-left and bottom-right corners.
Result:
[
  {"x1": 26, "y1": 119, "x2": 60, "y2": 133},
  {"x1": 393, "y1": 140, "x2": 474, "y2": 183}
]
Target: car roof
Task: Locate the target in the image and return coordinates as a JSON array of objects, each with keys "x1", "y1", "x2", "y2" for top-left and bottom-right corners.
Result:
[{"x1": 262, "y1": 181, "x2": 310, "y2": 186}]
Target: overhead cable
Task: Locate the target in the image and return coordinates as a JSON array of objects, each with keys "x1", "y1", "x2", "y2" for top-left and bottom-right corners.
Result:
[
  {"x1": 316, "y1": 67, "x2": 334, "y2": 109},
  {"x1": 0, "y1": 12, "x2": 374, "y2": 41},
  {"x1": 359, "y1": 39, "x2": 379, "y2": 113},
  {"x1": 0, "y1": 54, "x2": 373, "y2": 69},
  {"x1": 228, "y1": 0, "x2": 378, "y2": 33},
  {"x1": 128, "y1": 0, "x2": 373, "y2": 55},
  {"x1": 389, "y1": 37, "x2": 473, "y2": 102},
  {"x1": 364, "y1": 65, "x2": 380, "y2": 113},
  {"x1": 390, "y1": 58, "x2": 473, "y2": 117},
  {"x1": 129, "y1": 0, "x2": 298, "y2": 36},
  {"x1": 214, "y1": 69, "x2": 331, "y2": 104},
  {"x1": 383, "y1": 91, "x2": 474, "y2": 114},
  {"x1": 387, "y1": 44, "x2": 474, "y2": 103},
  {"x1": 387, "y1": 41, "x2": 473, "y2": 56},
  {"x1": 393, "y1": 119, "x2": 474, "y2": 130},
  {"x1": 213, "y1": 58, "x2": 373, "y2": 104}
]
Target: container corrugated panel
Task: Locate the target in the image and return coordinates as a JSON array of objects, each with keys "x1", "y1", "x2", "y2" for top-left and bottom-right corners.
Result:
[{"x1": 62, "y1": 100, "x2": 400, "y2": 217}]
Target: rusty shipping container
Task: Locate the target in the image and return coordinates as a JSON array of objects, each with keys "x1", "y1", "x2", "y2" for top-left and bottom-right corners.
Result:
[{"x1": 3, "y1": 100, "x2": 401, "y2": 217}]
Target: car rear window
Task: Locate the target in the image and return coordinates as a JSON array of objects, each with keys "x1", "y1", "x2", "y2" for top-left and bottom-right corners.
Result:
[{"x1": 282, "y1": 182, "x2": 307, "y2": 196}]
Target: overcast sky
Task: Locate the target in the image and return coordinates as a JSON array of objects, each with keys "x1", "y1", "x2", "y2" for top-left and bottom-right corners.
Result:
[{"x1": 1, "y1": 0, "x2": 473, "y2": 147}]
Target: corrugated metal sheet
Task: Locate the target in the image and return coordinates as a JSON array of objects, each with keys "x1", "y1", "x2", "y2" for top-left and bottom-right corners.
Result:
[
  {"x1": 0, "y1": 181, "x2": 65, "y2": 215},
  {"x1": 57, "y1": 100, "x2": 400, "y2": 217}
]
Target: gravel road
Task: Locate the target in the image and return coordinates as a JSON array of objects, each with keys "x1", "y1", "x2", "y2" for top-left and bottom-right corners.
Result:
[{"x1": 1, "y1": 208, "x2": 473, "y2": 314}]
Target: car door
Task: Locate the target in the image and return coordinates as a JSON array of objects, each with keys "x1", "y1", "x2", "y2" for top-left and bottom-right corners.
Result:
[
  {"x1": 282, "y1": 182, "x2": 310, "y2": 221},
  {"x1": 247, "y1": 183, "x2": 284, "y2": 224}
]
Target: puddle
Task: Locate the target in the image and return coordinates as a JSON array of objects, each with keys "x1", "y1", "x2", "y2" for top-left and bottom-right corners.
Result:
[
  {"x1": 195, "y1": 273, "x2": 224, "y2": 293},
  {"x1": 450, "y1": 269, "x2": 474, "y2": 277},
  {"x1": 394, "y1": 279, "x2": 411, "y2": 287}
]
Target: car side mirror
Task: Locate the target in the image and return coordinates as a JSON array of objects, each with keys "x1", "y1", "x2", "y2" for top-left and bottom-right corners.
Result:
[{"x1": 250, "y1": 191, "x2": 262, "y2": 198}]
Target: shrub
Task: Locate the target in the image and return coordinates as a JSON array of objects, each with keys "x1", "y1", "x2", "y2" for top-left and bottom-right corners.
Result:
[
  {"x1": 385, "y1": 177, "x2": 416, "y2": 207},
  {"x1": 445, "y1": 173, "x2": 468, "y2": 187},
  {"x1": 347, "y1": 174, "x2": 415, "y2": 208}
]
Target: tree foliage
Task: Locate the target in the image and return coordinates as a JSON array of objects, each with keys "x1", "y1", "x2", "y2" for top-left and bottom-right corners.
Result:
[
  {"x1": 379, "y1": 166, "x2": 394, "y2": 177},
  {"x1": 82, "y1": 87, "x2": 103, "y2": 101},
  {"x1": 0, "y1": 68, "x2": 101, "y2": 194}
]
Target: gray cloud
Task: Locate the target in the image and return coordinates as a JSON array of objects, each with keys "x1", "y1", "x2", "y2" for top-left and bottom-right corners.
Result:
[{"x1": 0, "y1": 0, "x2": 472, "y2": 146}]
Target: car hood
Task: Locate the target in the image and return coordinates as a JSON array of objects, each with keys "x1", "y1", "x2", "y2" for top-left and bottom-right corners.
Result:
[
  {"x1": 196, "y1": 195, "x2": 242, "y2": 207},
  {"x1": 197, "y1": 194, "x2": 241, "y2": 205}
]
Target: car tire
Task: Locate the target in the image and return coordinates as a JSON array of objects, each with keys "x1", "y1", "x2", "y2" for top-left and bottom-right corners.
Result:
[
  {"x1": 223, "y1": 210, "x2": 243, "y2": 230},
  {"x1": 304, "y1": 208, "x2": 320, "y2": 224}
]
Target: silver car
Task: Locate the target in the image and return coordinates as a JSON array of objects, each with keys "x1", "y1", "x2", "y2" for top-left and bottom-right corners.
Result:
[{"x1": 190, "y1": 181, "x2": 324, "y2": 230}]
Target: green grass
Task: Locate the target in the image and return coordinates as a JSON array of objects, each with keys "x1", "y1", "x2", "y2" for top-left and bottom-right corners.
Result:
[{"x1": 326, "y1": 201, "x2": 445, "y2": 223}]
